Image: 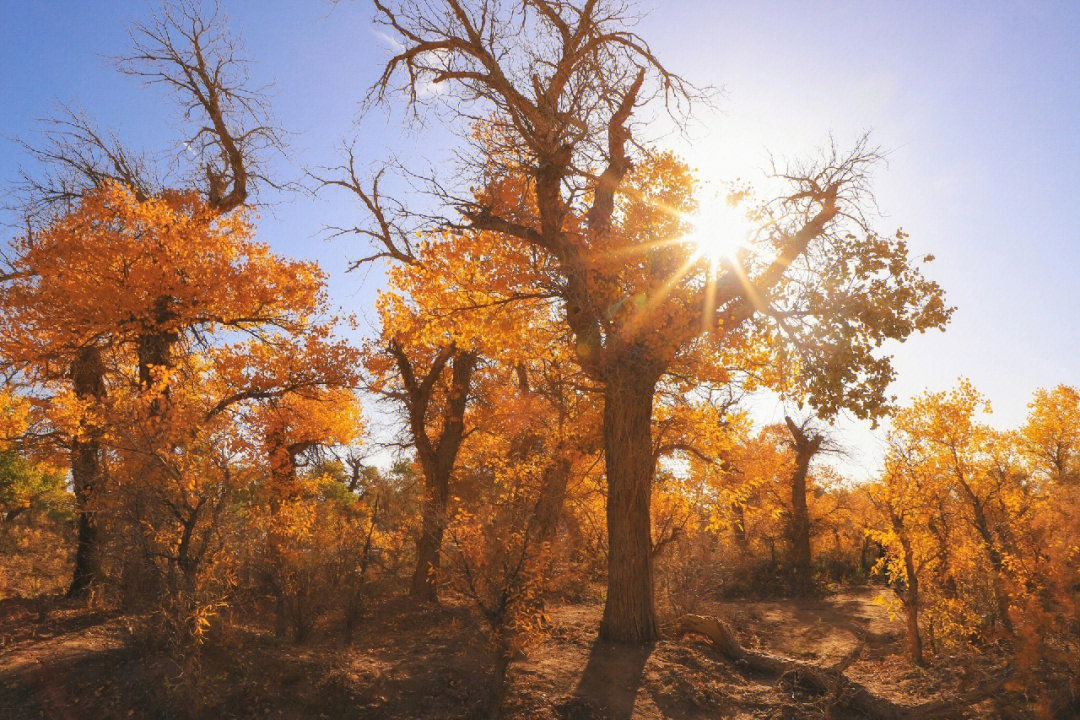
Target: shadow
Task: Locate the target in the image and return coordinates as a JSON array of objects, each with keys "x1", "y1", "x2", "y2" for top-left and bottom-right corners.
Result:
[
  {"x1": 788, "y1": 594, "x2": 901, "y2": 645},
  {"x1": 0, "y1": 593, "x2": 119, "y2": 647},
  {"x1": 0, "y1": 645, "x2": 146, "y2": 720},
  {"x1": 344, "y1": 600, "x2": 493, "y2": 720},
  {"x1": 0, "y1": 630, "x2": 376, "y2": 720},
  {"x1": 559, "y1": 639, "x2": 653, "y2": 720},
  {"x1": 727, "y1": 590, "x2": 902, "y2": 663}
]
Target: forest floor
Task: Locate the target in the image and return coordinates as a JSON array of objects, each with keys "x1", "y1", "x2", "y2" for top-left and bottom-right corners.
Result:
[{"x1": 0, "y1": 586, "x2": 1006, "y2": 720}]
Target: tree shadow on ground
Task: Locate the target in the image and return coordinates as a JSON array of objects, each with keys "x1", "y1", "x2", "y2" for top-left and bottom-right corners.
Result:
[
  {"x1": 0, "y1": 645, "x2": 149, "y2": 720},
  {"x1": 0, "y1": 593, "x2": 118, "y2": 646},
  {"x1": 557, "y1": 639, "x2": 653, "y2": 720}
]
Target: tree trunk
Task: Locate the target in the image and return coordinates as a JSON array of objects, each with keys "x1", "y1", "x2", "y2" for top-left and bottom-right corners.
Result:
[
  {"x1": 789, "y1": 455, "x2": 813, "y2": 591},
  {"x1": 969, "y1": 500, "x2": 1014, "y2": 636},
  {"x1": 137, "y1": 296, "x2": 178, "y2": 387},
  {"x1": 486, "y1": 630, "x2": 513, "y2": 720},
  {"x1": 783, "y1": 417, "x2": 821, "y2": 593},
  {"x1": 731, "y1": 503, "x2": 750, "y2": 556},
  {"x1": 67, "y1": 346, "x2": 106, "y2": 598},
  {"x1": 68, "y1": 436, "x2": 102, "y2": 597},
  {"x1": 411, "y1": 470, "x2": 450, "y2": 602},
  {"x1": 899, "y1": 535, "x2": 925, "y2": 665},
  {"x1": 535, "y1": 453, "x2": 572, "y2": 544},
  {"x1": 407, "y1": 350, "x2": 477, "y2": 602},
  {"x1": 598, "y1": 367, "x2": 659, "y2": 645},
  {"x1": 136, "y1": 296, "x2": 179, "y2": 428}
]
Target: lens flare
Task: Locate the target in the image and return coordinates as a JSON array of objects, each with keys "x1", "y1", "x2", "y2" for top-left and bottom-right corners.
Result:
[{"x1": 689, "y1": 197, "x2": 753, "y2": 266}]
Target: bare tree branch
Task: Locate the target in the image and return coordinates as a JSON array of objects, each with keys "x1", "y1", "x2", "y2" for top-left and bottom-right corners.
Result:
[
  {"x1": 311, "y1": 146, "x2": 419, "y2": 266},
  {"x1": 117, "y1": 0, "x2": 283, "y2": 211}
]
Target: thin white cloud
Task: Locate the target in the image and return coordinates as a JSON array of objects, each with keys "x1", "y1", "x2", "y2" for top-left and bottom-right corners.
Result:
[{"x1": 370, "y1": 27, "x2": 404, "y2": 52}]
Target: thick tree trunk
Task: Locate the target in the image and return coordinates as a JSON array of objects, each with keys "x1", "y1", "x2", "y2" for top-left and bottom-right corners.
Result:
[
  {"x1": 789, "y1": 456, "x2": 813, "y2": 591},
  {"x1": 411, "y1": 471, "x2": 450, "y2": 602},
  {"x1": 137, "y1": 296, "x2": 177, "y2": 387},
  {"x1": 67, "y1": 346, "x2": 106, "y2": 598},
  {"x1": 783, "y1": 417, "x2": 821, "y2": 593},
  {"x1": 137, "y1": 296, "x2": 178, "y2": 421},
  {"x1": 598, "y1": 367, "x2": 659, "y2": 645},
  {"x1": 68, "y1": 437, "x2": 102, "y2": 597}
]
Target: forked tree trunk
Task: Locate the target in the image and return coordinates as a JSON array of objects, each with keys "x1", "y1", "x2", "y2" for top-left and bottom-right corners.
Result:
[
  {"x1": 407, "y1": 350, "x2": 477, "y2": 602},
  {"x1": 67, "y1": 345, "x2": 107, "y2": 598},
  {"x1": 598, "y1": 366, "x2": 659, "y2": 645}
]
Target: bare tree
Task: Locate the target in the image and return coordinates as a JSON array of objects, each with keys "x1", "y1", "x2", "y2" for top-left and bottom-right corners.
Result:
[
  {"x1": 16, "y1": 1, "x2": 280, "y2": 221},
  {"x1": 117, "y1": 0, "x2": 282, "y2": 213},
  {"x1": 15, "y1": 108, "x2": 158, "y2": 217}
]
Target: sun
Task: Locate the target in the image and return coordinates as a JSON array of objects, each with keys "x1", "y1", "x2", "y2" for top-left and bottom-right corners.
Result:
[{"x1": 688, "y1": 194, "x2": 755, "y2": 266}]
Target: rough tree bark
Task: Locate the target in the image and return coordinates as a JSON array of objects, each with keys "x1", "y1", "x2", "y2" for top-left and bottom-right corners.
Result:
[
  {"x1": 67, "y1": 345, "x2": 107, "y2": 597},
  {"x1": 136, "y1": 296, "x2": 178, "y2": 392},
  {"x1": 411, "y1": 474, "x2": 453, "y2": 602},
  {"x1": 784, "y1": 416, "x2": 824, "y2": 593},
  {"x1": 598, "y1": 363, "x2": 660, "y2": 644}
]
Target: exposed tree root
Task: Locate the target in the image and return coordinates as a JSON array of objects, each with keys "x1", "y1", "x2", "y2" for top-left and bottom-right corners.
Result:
[{"x1": 675, "y1": 614, "x2": 1008, "y2": 719}]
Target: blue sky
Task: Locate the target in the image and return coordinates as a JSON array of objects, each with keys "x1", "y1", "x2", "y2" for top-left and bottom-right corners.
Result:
[{"x1": 3, "y1": 1, "x2": 1078, "y2": 475}]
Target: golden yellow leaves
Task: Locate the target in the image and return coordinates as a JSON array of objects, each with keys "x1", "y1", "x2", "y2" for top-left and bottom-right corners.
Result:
[
  {"x1": 869, "y1": 379, "x2": 1080, "y2": 666},
  {"x1": 1022, "y1": 384, "x2": 1080, "y2": 484},
  {"x1": 1, "y1": 182, "x2": 332, "y2": 379},
  {"x1": 0, "y1": 180, "x2": 367, "y2": 604},
  {"x1": 0, "y1": 392, "x2": 32, "y2": 448},
  {"x1": 258, "y1": 388, "x2": 363, "y2": 460}
]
